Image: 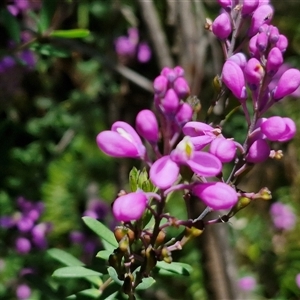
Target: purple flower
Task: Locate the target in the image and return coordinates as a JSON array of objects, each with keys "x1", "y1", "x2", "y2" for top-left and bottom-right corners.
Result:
[
  {"x1": 246, "y1": 139, "x2": 270, "y2": 163},
  {"x1": 115, "y1": 36, "x2": 136, "y2": 57},
  {"x1": 217, "y1": 0, "x2": 232, "y2": 10},
  {"x1": 273, "y1": 68, "x2": 300, "y2": 100},
  {"x1": 266, "y1": 47, "x2": 283, "y2": 76},
  {"x1": 16, "y1": 283, "x2": 31, "y2": 300},
  {"x1": 70, "y1": 230, "x2": 85, "y2": 244},
  {"x1": 175, "y1": 103, "x2": 193, "y2": 125},
  {"x1": 135, "y1": 109, "x2": 159, "y2": 143},
  {"x1": 137, "y1": 43, "x2": 151, "y2": 63},
  {"x1": 222, "y1": 60, "x2": 247, "y2": 101},
  {"x1": 209, "y1": 138, "x2": 236, "y2": 163},
  {"x1": 112, "y1": 191, "x2": 148, "y2": 222},
  {"x1": 270, "y1": 202, "x2": 296, "y2": 230},
  {"x1": 15, "y1": 237, "x2": 31, "y2": 254},
  {"x1": 276, "y1": 34, "x2": 288, "y2": 52},
  {"x1": 242, "y1": 0, "x2": 259, "y2": 16},
  {"x1": 244, "y1": 58, "x2": 264, "y2": 90},
  {"x1": 212, "y1": 12, "x2": 232, "y2": 40},
  {"x1": 228, "y1": 53, "x2": 247, "y2": 69},
  {"x1": 173, "y1": 77, "x2": 190, "y2": 99},
  {"x1": 96, "y1": 121, "x2": 146, "y2": 159},
  {"x1": 153, "y1": 75, "x2": 169, "y2": 97},
  {"x1": 256, "y1": 31, "x2": 268, "y2": 52},
  {"x1": 238, "y1": 276, "x2": 257, "y2": 292},
  {"x1": 192, "y1": 182, "x2": 238, "y2": 210},
  {"x1": 161, "y1": 88, "x2": 180, "y2": 114}
]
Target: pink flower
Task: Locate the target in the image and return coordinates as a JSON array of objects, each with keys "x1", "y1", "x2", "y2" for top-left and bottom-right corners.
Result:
[
  {"x1": 266, "y1": 47, "x2": 283, "y2": 76},
  {"x1": 246, "y1": 139, "x2": 270, "y2": 163},
  {"x1": 192, "y1": 182, "x2": 238, "y2": 210},
  {"x1": 238, "y1": 276, "x2": 257, "y2": 292},
  {"x1": 112, "y1": 191, "x2": 148, "y2": 222},
  {"x1": 295, "y1": 274, "x2": 300, "y2": 288},
  {"x1": 135, "y1": 109, "x2": 159, "y2": 143},
  {"x1": 96, "y1": 121, "x2": 146, "y2": 158},
  {"x1": 209, "y1": 138, "x2": 236, "y2": 163},
  {"x1": 137, "y1": 43, "x2": 151, "y2": 63},
  {"x1": 212, "y1": 13, "x2": 232, "y2": 40},
  {"x1": 175, "y1": 103, "x2": 193, "y2": 125},
  {"x1": 270, "y1": 202, "x2": 296, "y2": 230},
  {"x1": 244, "y1": 58, "x2": 265, "y2": 90},
  {"x1": 222, "y1": 60, "x2": 247, "y2": 101},
  {"x1": 242, "y1": 0, "x2": 259, "y2": 16}
]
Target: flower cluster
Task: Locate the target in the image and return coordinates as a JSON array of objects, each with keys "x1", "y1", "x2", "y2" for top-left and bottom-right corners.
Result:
[
  {"x1": 114, "y1": 27, "x2": 151, "y2": 65},
  {"x1": 94, "y1": 0, "x2": 299, "y2": 295},
  {"x1": 270, "y1": 202, "x2": 296, "y2": 231},
  {"x1": 0, "y1": 196, "x2": 51, "y2": 254}
]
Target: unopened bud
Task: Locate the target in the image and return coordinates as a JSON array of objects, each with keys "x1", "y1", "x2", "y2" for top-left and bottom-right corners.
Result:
[
  {"x1": 114, "y1": 226, "x2": 135, "y2": 243},
  {"x1": 119, "y1": 235, "x2": 130, "y2": 252},
  {"x1": 122, "y1": 274, "x2": 133, "y2": 295},
  {"x1": 255, "y1": 187, "x2": 272, "y2": 200},
  {"x1": 227, "y1": 196, "x2": 251, "y2": 217},
  {"x1": 270, "y1": 150, "x2": 283, "y2": 160},
  {"x1": 155, "y1": 230, "x2": 166, "y2": 246}
]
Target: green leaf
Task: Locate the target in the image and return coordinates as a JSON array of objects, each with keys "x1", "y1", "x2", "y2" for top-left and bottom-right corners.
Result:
[
  {"x1": 129, "y1": 167, "x2": 138, "y2": 192},
  {"x1": 39, "y1": 0, "x2": 58, "y2": 33},
  {"x1": 0, "y1": 9, "x2": 21, "y2": 43},
  {"x1": 107, "y1": 267, "x2": 123, "y2": 286},
  {"x1": 52, "y1": 266, "x2": 102, "y2": 278},
  {"x1": 96, "y1": 250, "x2": 111, "y2": 260},
  {"x1": 47, "y1": 248, "x2": 85, "y2": 267},
  {"x1": 77, "y1": 288, "x2": 102, "y2": 298},
  {"x1": 82, "y1": 217, "x2": 118, "y2": 251},
  {"x1": 135, "y1": 277, "x2": 156, "y2": 290},
  {"x1": 50, "y1": 29, "x2": 90, "y2": 39},
  {"x1": 156, "y1": 261, "x2": 192, "y2": 276},
  {"x1": 30, "y1": 43, "x2": 71, "y2": 57}
]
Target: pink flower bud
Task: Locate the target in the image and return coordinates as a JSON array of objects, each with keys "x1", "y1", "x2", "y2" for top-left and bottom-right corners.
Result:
[
  {"x1": 249, "y1": 34, "x2": 259, "y2": 58},
  {"x1": 228, "y1": 53, "x2": 247, "y2": 69},
  {"x1": 96, "y1": 121, "x2": 146, "y2": 158},
  {"x1": 244, "y1": 58, "x2": 265, "y2": 90},
  {"x1": 246, "y1": 139, "x2": 270, "y2": 163},
  {"x1": 175, "y1": 103, "x2": 193, "y2": 125},
  {"x1": 260, "y1": 116, "x2": 286, "y2": 141},
  {"x1": 112, "y1": 191, "x2": 148, "y2": 222},
  {"x1": 174, "y1": 66, "x2": 185, "y2": 77},
  {"x1": 270, "y1": 202, "x2": 296, "y2": 230},
  {"x1": 193, "y1": 182, "x2": 238, "y2": 210},
  {"x1": 209, "y1": 138, "x2": 236, "y2": 163},
  {"x1": 161, "y1": 67, "x2": 177, "y2": 83},
  {"x1": 222, "y1": 60, "x2": 247, "y2": 101},
  {"x1": 16, "y1": 284, "x2": 31, "y2": 300},
  {"x1": 161, "y1": 88, "x2": 180, "y2": 114},
  {"x1": 136, "y1": 109, "x2": 159, "y2": 143},
  {"x1": 212, "y1": 12, "x2": 232, "y2": 40},
  {"x1": 276, "y1": 34, "x2": 288, "y2": 52},
  {"x1": 238, "y1": 276, "x2": 257, "y2": 292},
  {"x1": 153, "y1": 75, "x2": 168, "y2": 97},
  {"x1": 137, "y1": 42, "x2": 151, "y2": 63},
  {"x1": 242, "y1": 0, "x2": 259, "y2": 16},
  {"x1": 15, "y1": 237, "x2": 31, "y2": 254},
  {"x1": 256, "y1": 31, "x2": 268, "y2": 52},
  {"x1": 269, "y1": 26, "x2": 279, "y2": 44},
  {"x1": 266, "y1": 47, "x2": 283, "y2": 76},
  {"x1": 273, "y1": 68, "x2": 300, "y2": 100},
  {"x1": 173, "y1": 77, "x2": 190, "y2": 99},
  {"x1": 248, "y1": 4, "x2": 274, "y2": 37},
  {"x1": 150, "y1": 156, "x2": 180, "y2": 189},
  {"x1": 277, "y1": 117, "x2": 296, "y2": 142},
  {"x1": 217, "y1": 0, "x2": 232, "y2": 10}
]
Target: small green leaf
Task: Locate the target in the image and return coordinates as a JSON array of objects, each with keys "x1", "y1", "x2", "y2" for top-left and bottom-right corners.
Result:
[
  {"x1": 96, "y1": 250, "x2": 111, "y2": 260},
  {"x1": 78, "y1": 288, "x2": 102, "y2": 298},
  {"x1": 156, "y1": 261, "x2": 192, "y2": 276},
  {"x1": 47, "y1": 248, "x2": 85, "y2": 267},
  {"x1": 129, "y1": 167, "x2": 138, "y2": 192},
  {"x1": 136, "y1": 277, "x2": 156, "y2": 290},
  {"x1": 82, "y1": 217, "x2": 118, "y2": 251},
  {"x1": 52, "y1": 266, "x2": 102, "y2": 278},
  {"x1": 0, "y1": 9, "x2": 21, "y2": 42},
  {"x1": 50, "y1": 29, "x2": 90, "y2": 39},
  {"x1": 39, "y1": 0, "x2": 58, "y2": 33},
  {"x1": 30, "y1": 43, "x2": 71, "y2": 57},
  {"x1": 107, "y1": 267, "x2": 123, "y2": 286}
]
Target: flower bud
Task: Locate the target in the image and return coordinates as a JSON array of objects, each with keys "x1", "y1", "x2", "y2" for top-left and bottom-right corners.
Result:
[
  {"x1": 173, "y1": 77, "x2": 190, "y2": 99},
  {"x1": 175, "y1": 103, "x2": 193, "y2": 125},
  {"x1": 269, "y1": 26, "x2": 279, "y2": 44},
  {"x1": 244, "y1": 58, "x2": 265, "y2": 90},
  {"x1": 15, "y1": 237, "x2": 31, "y2": 254},
  {"x1": 137, "y1": 42, "x2": 151, "y2": 63},
  {"x1": 161, "y1": 88, "x2": 180, "y2": 114},
  {"x1": 161, "y1": 67, "x2": 177, "y2": 83},
  {"x1": 212, "y1": 12, "x2": 232, "y2": 40},
  {"x1": 256, "y1": 31, "x2": 268, "y2": 52},
  {"x1": 249, "y1": 34, "x2": 259, "y2": 58},
  {"x1": 228, "y1": 53, "x2": 247, "y2": 69},
  {"x1": 246, "y1": 139, "x2": 270, "y2": 163},
  {"x1": 266, "y1": 47, "x2": 283, "y2": 76},
  {"x1": 273, "y1": 68, "x2": 300, "y2": 100},
  {"x1": 153, "y1": 75, "x2": 168, "y2": 97},
  {"x1": 217, "y1": 0, "x2": 232, "y2": 10},
  {"x1": 174, "y1": 66, "x2": 185, "y2": 77},
  {"x1": 248, "y1": 4, "x2": 274, "y2": 37},
  {"x1": 193, "y1": 182, "x2": 238, "y2": 210},
  {"x1": 209, "y1": 138, "x2": 236, "y2": 163},
  {"x1": 112, "y1": 191, "x2": 147, "y2": 222},
  {"x1": 135, "y1": 109, "x2": 159, "y2": 143},
  {"x1": 242, "y1": 0, "x2": 259, "y2": 16},
  {"x1": 222, "y1": 60, "x2": 247, "y2": 101},
  {"x1": 16, "y1": 284, "x2": 31, "y2": 300},
  {"x1": 276, "y1": 34, "x2": 288, "y2": 52}
]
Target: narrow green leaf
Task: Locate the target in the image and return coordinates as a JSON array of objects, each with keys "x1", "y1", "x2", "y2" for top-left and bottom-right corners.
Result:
[
  {"x1": 136, "y1": 277, "x2": 156, "y2": 290},
  {"x1": 0, "y1": 9, "x2": 21, "y2": 42},
  {"x1": 39, "y1": 0, "x2": 58, "y2": 33},
  {"x1": 77, "y1": 288, "x2": 102, "y2": 298},
  {"x1": 30, "y1": 43, "x2": 71, "y2": 57},
  {"x1": 47, "y1": 248, "x2": 85, "y2": 267},
  {"x1": 96, "y1": 250, "x2": 111, "y2": 260},
  {"x1": 100, "y1": 291, "x2": 119, "y2": 300},
  {"x1": 156, "y1": 261, "x2": 192, "y2": 276},
  {"x1": 52, "y1": 266, "x2": 102, "y2": 278},
  {"x1": 107, "y1": 267, "x2": 123, "y2": 286},
  {"x1": 82, "y1": 217, "x2": 118, "y2": 251},
  {"x1": 50, "y1": 29, "x2": 90, "y2": 39}
]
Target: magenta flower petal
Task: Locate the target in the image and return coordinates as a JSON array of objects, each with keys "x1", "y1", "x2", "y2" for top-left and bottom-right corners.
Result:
[
  {"x1": 183, "y1": 122, "x2": 214, "y2": 137},
  {"x1": 228, "y1": 53, "x2": 247, "y2": 69},
  {"x1": 175, "y1": 103, "x2": 193, "y2": 125},
  {"x1": 260, "y1": 116, "x2": 286, "y2": 141},
  {"x1": 244, "y1": 58, "x2": 264, "y2": 90},
  {"x1": 266, "y1": 47, "x2": 283, "y2": 76},
  {"x1": 136, "y1": 109, "x2": 159, "y2": 143},
  {"x1": 161, "y1": 88, "x2": 180, "y2": 114},
  {"x1": 137, "y1": 42, "x2": 151, "y2": 63},
  {"x1": 238, "y1": 276, "x2": 257, "y2": 292},
  {"x1": 212, "y1": 12, "x2": 232, "y2": 40},
  {"x1": 153, "y1": 75, "x2": 168, "y2": 97},
  {"x1": 246, "y1": 139, "x2": 270, "y2": 163},
  {"x1": 277, "y1": 117, "x2": 296, "y2": 142},
  {"x1": 242, "y1": 0, "x2": 259, "y2": 16},
  {"x1": 209, "y1": 138, "x2": 236, "y2": 163},
  {"x1": 150, "y1": 156, "x2": 180, "y2": 189},
  {"x1": 273, "y1": 68, "x2": 300, "y2": 100},
  {"x1": 187, "y1": 152, "x2": 222, "y2": 177},
  {"x1": 189, "y1": 135, "x2": 215, "y2": 151},
  {"x1": 112, "y1": 191, "x2": 147, "y2": 222},
  {"x1": 193, "y1": 182, "x2": 238, "y2": 210},
  {"x1": 222, "y1": 60, "x2": 247, "y2": 101},
  {"x1": 173, "y1": 77, "x2": 190, "y2": 99}
]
